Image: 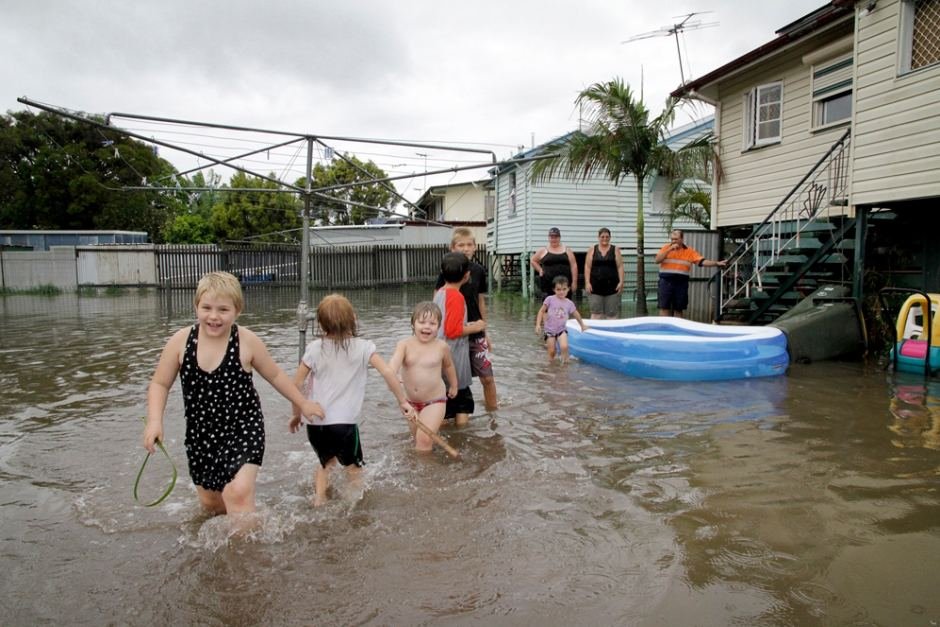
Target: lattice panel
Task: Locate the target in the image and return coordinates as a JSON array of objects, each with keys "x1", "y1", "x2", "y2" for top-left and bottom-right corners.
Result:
[{"x1": 912, "y1": 0, "x2": 940, "y2": 70}]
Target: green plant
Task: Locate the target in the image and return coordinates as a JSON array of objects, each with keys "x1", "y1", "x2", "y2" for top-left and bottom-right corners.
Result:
[{"x1": 0, "y1": 284, "x2": 63, "y2": 295}]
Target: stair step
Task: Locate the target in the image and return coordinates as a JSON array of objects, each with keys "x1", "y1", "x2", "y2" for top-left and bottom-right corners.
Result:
[
  {"x1": 756, "y1": 236, "x2": 825, "y2": 254},
  {"x1": 788, "y1": 237, "x2": 824, "y2": 251},
  {"x1": 765, "y1": 220, "x2": 836, "y2": 235},
  {"x1": 771, "y1": 254, "x2": 809, "y2": 266},
  {"x1": 820, "y1": 253, "x2": 848, "y2": 264}
]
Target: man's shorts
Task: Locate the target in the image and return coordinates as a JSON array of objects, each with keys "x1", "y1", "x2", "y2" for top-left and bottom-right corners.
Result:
[
  {"x1": 305, "y1": 423, "x2": 364, "y2": 467},
  {"x1": 469, "y1": 336, "x2": 494, "y2": 378},
  {"x1": 657, "y1": 274, "x2": 690, "y2": 312},
  {"x1": 444, "y1": 387, "x2": 474, "y2": 419}
]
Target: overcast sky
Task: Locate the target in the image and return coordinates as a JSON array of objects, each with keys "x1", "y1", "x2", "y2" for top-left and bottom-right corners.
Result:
[{"x1": 2, "y1": 0, "x2": 828, "y2": 203}]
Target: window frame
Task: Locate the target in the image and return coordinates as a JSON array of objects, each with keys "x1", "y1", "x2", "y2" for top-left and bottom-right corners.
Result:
[
  {"x1": 899, "y1": 0, "x2": 940, "y2": 75},
  {"x1": 810, "y1": 53, "x2": 853, "y2": 130},
  {"x1": 742, "y1": 81, "x2": 783, "y2": 150}
]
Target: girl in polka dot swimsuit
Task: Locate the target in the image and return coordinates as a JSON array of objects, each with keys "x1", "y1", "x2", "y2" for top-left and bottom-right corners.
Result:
[{"x1": 144, "y1": 272, "x2": 324, "y2": 516}]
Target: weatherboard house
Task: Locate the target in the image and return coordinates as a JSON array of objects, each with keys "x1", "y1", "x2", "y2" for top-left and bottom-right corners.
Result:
[
  {"x1": 671, "y1": 0, "x2": 940, "y2": 324},
  {"x1": 488, "y1": 116, "x2": 715, "y2": 301},
  {"x1": 412, "y1": 178, "x2": 492, "y2": 246}
]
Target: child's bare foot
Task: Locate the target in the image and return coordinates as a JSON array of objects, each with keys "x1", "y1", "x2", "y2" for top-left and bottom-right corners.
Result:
[{"x1": 313, "y1": 494, "x2": 327, "y2": 507}]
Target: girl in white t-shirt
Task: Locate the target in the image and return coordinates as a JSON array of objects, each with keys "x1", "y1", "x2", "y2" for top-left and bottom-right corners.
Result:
[{"x1": 290, "y1": 294, "x2": 412, "y2": 506}]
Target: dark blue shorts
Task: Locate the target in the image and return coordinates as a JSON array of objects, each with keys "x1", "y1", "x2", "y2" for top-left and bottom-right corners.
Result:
[
  {"x1": 306, "y1": 423, "x2": 364, "y2": 467},
  {"x1": 658, "y1": 274, "x2": 690, "y2": 312}
]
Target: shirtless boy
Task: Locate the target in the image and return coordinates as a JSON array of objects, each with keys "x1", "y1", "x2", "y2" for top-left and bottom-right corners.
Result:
[{"x1": 389, "y1": 302, "x2": 459, "y2": 452}]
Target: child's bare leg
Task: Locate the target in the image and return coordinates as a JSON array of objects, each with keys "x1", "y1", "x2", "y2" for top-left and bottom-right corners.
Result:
[
  {"x1": 545, "y1": 336, "x2": 557, "y2": 360},
  {"x1": 196, "y1": 487, "x2": 227, "y2": 516},
  {"x1": 314, "y1": 458, "x2": 336, "y2": 506},
  {"x1": 481, "y1": 375, "x2": 498, "y2": 411},
  {"x1": 221, "y1": 464, "x2": 259, "y2": 514},
  {"x1": 455, "y1": 413, "x2": 470, "y2": 428},
  {"x1": 414, "y1": 404, "x2": 446, "y2": 452},
  {"x1": 558, "y1": 333, "x2": 570, "y2": 363},
  {"x1": 345, "y1": 464, "x2": 363, "y2": 491}
]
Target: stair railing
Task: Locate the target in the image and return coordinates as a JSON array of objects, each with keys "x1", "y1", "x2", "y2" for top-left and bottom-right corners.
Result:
[{"x1": 716, "y1": 128, "x2": 851, "y2": 320}]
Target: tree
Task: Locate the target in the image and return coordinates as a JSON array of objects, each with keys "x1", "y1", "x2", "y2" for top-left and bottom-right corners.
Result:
[
  {"x1": 0, "y1": 110, "x2": 184, "y2": 240},
  {"x1": 301, "y1": 155, "x2": 396, "y2": 225},
  {"x1": 664, "y1": 146, "x2": 717, "y2": 231},
  {"x1": 210, "y1": 171, "x2": 301, "y2": 242},
  {"x1": 161, "y1": 171, "x2": 222, "y2": 243},
  {"x1": 666, "y1": 182, "x2": 711, "y2": 231},
  {"x1": 531, "y1": 78, "x2": 712, "y2": 315}
]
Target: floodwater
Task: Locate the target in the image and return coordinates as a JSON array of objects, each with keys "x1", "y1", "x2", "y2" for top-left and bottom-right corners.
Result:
[{"x1": 1, "y1": 286, "x2": 939, "y2": 626}]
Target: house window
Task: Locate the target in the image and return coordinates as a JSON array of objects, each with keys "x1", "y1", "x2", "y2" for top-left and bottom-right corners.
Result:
[
  {"x1": 811, "y1": 54, "x2": 853, "y2": 128},
  {"x1": 901, "y1": 0, "x2": 940, "y2": 73},
  {"x1": 508, "y1": 172, "x2": 517, "y2": 217},
  {"x1": 743, "y1": 81, "x2": 782, "y2": 149}
]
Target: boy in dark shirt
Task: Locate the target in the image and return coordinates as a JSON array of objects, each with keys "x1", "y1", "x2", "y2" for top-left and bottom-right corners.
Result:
[{"x1": 435, "y1": 227, "x2": 498, "y2": 411}]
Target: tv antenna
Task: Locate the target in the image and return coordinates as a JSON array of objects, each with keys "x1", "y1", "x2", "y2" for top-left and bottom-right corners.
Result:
[{"x1": 622, "y1": 12, "x2": 719, "y2": 85}]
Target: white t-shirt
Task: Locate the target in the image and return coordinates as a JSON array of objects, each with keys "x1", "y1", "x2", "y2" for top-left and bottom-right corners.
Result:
[{"x1": 301, "y1": 337, "x2": 376, "y2": 425}]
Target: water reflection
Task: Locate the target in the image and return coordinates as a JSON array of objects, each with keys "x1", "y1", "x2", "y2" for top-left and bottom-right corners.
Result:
[
  {"x1": 889, "y1": 375, "x2": 940, "y2": 450},
  {"x1": 1, "y1": 288, "x2": 939, "y2": 625}
]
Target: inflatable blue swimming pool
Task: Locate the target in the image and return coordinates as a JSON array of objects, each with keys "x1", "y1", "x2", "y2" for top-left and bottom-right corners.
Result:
[{"x1": 566, "y1": 317, "x2": 789, "y2": 381}]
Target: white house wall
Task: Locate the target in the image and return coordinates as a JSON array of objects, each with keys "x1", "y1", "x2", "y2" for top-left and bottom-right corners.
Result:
[
  {"x1": 851, "y1": 0, "x2": 940, "y2": 206},
  {"x1": 493, "y1": 164, "x2": 674, "y2": 255},
  {"x1": 440, "y1": 185, "x2": 487, "y2": 222},
  {"x1": 713, "y1": 20, "x2": 855, "y2": 228}
]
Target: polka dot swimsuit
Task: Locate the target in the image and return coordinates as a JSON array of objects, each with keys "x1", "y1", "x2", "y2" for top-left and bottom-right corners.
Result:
[{"x1": 180, "y1": 323, "x2": 265, "y2": 492}]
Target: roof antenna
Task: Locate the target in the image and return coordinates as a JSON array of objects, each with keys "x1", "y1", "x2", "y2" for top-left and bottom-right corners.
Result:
[{"x1": 622, "y1": 12, "x2": 719, "y2": 85}]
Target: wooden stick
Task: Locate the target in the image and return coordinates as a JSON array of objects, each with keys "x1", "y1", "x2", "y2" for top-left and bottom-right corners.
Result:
[{"x1": 413, "y1": 419, "x2": 460, "y2": 459}]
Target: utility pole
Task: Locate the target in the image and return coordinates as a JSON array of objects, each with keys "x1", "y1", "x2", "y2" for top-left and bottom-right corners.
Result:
[{"x1": 297, "y1": 136, "x2": 314, "y2": 361}]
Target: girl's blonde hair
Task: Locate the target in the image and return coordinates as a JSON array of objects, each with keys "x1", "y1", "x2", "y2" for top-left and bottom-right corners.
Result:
[
  {"x1": 194, "y1": 271, "x2": 244, "y2": 312},
  {"x1": 411, "y1": 301, "x2": 442, "y2": 329},
  {"x1": 316, "y1": 294, "x2": 358, "y2": 348}
]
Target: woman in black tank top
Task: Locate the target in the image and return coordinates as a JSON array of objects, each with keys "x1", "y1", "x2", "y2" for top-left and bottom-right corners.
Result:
[
  {"x1": 584, "y1": 227, "x2": 624, "y2": 318},
  {"x1": 530, "y1": 227, "x2": 578, "y2": 297}
]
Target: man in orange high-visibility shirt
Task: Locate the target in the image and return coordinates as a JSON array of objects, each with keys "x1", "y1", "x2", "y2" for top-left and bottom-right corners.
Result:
[{"x1": 654, "y1": 229, "x2": 727, "y2": 318}]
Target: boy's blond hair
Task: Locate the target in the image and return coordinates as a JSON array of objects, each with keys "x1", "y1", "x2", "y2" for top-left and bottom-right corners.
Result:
[
  {"x1": 450, "y1": 227, "x2": 476, "y2": 247},
  {"x1": 411, "y1": 301, "x2": 442, "y2": 328},
  {"x1": 194, "y1": 271, "x2": 244, "y2": 312}
]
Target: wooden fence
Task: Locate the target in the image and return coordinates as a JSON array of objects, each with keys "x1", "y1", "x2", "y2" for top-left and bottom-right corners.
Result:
[{"x1": 154, "y1": 244, "x2": 486, "y2": 289}]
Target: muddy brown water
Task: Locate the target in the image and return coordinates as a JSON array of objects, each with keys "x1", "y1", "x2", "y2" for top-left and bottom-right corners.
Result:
[{"x1": 1, "y1": 286, "x2": 939, "y2": 626}]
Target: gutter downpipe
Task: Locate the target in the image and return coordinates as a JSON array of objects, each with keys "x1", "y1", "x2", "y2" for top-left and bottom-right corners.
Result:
[{"x1": 687, "y1": 89, "x2": 721, "y2": 319}]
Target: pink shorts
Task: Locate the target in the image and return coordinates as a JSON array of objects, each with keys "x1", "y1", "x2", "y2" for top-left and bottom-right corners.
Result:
[{"x1": 470, "y1": 336, "x2": 493, "y2": 378}]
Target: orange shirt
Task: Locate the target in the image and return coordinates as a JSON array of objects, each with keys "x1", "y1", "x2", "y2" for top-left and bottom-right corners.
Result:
[{"x1": 657, "y1": 243, "x2": 704, "y2": 277}]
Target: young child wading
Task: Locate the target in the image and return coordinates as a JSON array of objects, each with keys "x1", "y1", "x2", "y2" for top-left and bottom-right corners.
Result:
[
  {"x1": 144, "y1": 271, "x2": 324, "y2": 517},
  {"x1": 535, "y1": 275, "x2": 588, "y2": 363},
  {"x1": 290, "y1": 294, "x2": 411, "y2": 506},
  {"x1": 389, "y1": 302, "x2": 459, "y2": 452}
]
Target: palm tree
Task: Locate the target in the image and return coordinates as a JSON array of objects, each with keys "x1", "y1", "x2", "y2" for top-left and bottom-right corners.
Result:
[
  {"x1": 531, "y1": 77, "x2": 712, "y2": 315},
  {"x1": 665, "y1": 179, "x2": 712, "y2": 232}
]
